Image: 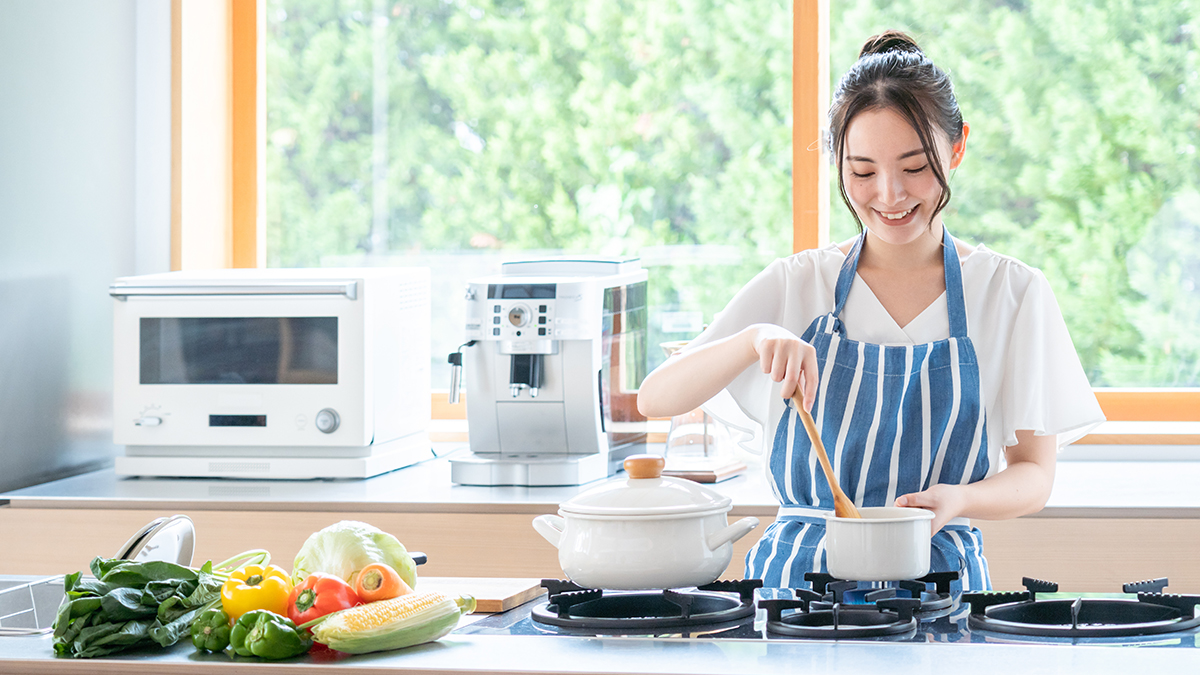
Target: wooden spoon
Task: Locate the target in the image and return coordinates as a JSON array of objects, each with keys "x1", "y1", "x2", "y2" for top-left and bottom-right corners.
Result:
[{"x1": 794, "y1": 399, "x2": 862, "y2": 519}]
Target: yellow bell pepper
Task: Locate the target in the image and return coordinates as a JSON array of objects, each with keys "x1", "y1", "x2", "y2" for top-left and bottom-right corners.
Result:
[{"x1": 221, "y1": 564, "x2": 293, "y2": 621}]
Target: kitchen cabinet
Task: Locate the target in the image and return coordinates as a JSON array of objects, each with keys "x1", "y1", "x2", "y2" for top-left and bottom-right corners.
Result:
[{"x1": 2, "y1": 455, "x2": 1200, "y2": 593}]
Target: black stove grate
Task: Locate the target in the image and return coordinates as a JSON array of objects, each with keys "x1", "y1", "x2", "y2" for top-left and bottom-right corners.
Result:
[
  {"x1": 964, "y1": 577, "x2": 1200, "y2": 638},
  {"x1": 758, "y1": 571, "x2": 961, "y2": 639},
  {"x1": 761, "y1": 593, "x2": 922, "y2": 638},
  {"x1": 805, "y1": 571, "x2": 960, "y2": 615},
  {"x1": 530, "y1": 579, "x2": 762, "y2": 631}
]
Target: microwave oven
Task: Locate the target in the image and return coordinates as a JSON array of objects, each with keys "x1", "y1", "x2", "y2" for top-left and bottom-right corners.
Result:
[{"x1": 110, "y1": 267, "x2": 431, "y2": 479}]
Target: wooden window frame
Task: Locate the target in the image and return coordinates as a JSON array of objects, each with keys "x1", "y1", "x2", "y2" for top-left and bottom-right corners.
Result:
[{"x1": 196, "y1": 0, "x2": 1196, "y2": 434}]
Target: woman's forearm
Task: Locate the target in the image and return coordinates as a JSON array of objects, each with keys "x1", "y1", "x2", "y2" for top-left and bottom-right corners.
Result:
[
  {"x1": 957, "y1": 447, "x2": 1056, "y2": 520},
  {"x1": 636, "y1": 327, "x2": 759, "y2": 418},
  {"x1": 896, "y1": 429, "x2": 1057, "y2": 533}
]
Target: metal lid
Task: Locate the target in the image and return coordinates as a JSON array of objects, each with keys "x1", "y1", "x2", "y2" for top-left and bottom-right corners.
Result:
[
  {"x1": 118, "y1": 515, "x2": 195, "y2": 566},
  {"x1": 559, "y1": 455, "x2": 732, "y2": 518}
]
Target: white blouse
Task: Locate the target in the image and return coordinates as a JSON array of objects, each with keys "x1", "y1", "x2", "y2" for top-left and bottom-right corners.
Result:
[{"x1": 681, "y1": 239, "x2": 1106, "y2": 472}]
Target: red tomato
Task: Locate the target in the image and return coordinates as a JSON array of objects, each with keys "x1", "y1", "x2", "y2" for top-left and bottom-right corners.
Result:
[{"x1": 287, "y1": 573, "x2": 362, "y2": 626}]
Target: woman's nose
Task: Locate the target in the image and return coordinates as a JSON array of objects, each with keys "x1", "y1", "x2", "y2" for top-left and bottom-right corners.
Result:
[{"x1": 878, "y1": 171, "x2": 907, "y2": 205}]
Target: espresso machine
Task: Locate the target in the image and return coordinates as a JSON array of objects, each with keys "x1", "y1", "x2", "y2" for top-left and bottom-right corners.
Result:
[{"x1": 447, "y1": 258, "x2": 648, "y2": 486}]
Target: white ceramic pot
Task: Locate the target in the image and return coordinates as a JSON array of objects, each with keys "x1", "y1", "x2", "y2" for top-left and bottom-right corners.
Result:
[
  {"x1": 823, "y1": 506, "x2": 935, "y2": 581},
  {"x1": 532, "y1": 455, "x2": 759, "y2": 590}
]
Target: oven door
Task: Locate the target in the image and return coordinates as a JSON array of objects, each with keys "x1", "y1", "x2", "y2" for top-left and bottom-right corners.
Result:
[{"x1": 112, "y1": 283, "x2": 369, "y2": 451}]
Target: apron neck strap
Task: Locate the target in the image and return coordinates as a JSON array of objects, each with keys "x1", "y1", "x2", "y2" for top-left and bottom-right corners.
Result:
[{"x1": 833, "y1": 227, "x2": 970, "y2": 338}]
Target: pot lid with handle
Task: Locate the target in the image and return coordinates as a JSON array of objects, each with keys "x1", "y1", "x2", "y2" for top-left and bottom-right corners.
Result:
[{"x1": 558, "y1": 455, "x2": 733, "y2": 517}]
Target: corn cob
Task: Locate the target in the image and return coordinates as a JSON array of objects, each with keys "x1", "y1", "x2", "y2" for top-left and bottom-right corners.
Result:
[{"x1": 309, "y1": 591, "x2": 476, "y2": 654}]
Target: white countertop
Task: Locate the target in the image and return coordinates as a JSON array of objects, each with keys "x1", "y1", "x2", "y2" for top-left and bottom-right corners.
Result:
[{"x1": 2, "y1": 445, "x2": 1199, "y2": 518}]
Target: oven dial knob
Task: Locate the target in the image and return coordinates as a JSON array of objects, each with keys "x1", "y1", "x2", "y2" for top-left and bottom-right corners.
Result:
[
  {"x1": 315, "y1": 408, "x2": 340, "y2": 434},
  {"x1": 135, "y1": 416, "x2": 162, "y2": 427}
]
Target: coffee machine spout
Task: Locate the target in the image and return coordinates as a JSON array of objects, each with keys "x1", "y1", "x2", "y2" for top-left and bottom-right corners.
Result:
[{"x1": 509, "y1": 353, "x2": 544, "y2": 398}]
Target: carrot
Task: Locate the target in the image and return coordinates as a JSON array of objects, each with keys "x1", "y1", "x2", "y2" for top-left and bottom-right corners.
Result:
[{"x1": 354, "y1": 562, "x2": 412, "y2": 602}]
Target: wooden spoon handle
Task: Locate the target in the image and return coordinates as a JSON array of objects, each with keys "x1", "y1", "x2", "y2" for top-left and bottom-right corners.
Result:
[{"x1": 795, "y1": 400, "x2": 861, "y2": 518}]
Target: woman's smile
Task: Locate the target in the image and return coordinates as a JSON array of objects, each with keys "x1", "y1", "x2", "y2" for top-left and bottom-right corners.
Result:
[{"x1": 874, "y1": 206, "x2": 918, "y2": 226}]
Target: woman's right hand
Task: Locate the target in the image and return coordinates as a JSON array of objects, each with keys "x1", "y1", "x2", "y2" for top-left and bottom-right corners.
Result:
[{"x1": 750, "y1": 324, "x2": 819, "y2": 412}]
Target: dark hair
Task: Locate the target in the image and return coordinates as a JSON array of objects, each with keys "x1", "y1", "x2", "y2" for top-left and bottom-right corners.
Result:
[{"x1": 829, "y1": 30, "x2": 964, "y2": 233}]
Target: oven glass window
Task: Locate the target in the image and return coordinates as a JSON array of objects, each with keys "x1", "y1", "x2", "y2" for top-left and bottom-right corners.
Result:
[{"x1": 140, "y1": 317, "x2": 338, "y2": 384}]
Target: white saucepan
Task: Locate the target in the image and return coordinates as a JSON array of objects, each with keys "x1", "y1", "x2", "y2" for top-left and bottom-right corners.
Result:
[
  {"x1": 823, "y1": 506, "x2": 935, "y2": 581},
  {"x1": 532, "y1": 455, "x2": 759, "y2": 590}
]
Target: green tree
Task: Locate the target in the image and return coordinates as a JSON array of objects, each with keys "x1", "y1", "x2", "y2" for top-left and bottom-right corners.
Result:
[
  {"x1": 831, "y1": 0, "x2": 1200, "y2": 385},
  {"x1": 266, "y1": 0, "x2": 794, "y2": 370}
]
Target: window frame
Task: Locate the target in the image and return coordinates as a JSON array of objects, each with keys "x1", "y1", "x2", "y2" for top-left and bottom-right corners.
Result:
[{"x1": 188, "y1": 0, "x2": 1197, "y2": 434}]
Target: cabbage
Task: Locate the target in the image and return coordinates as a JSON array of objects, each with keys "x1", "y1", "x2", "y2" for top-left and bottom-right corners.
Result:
[{"x1": 292, "y1": 521, "x2": 417, "y2": 589}]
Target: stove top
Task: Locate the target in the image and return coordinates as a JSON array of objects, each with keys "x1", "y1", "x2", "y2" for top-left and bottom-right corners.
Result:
[{"x1": 456, "y1": 576, "x2": 1200, "y2": 648}]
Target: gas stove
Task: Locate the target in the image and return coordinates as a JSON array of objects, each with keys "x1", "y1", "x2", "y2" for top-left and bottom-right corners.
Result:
[{"x1": 456, "y1": 575, "x2": 1200, "y2": 648}]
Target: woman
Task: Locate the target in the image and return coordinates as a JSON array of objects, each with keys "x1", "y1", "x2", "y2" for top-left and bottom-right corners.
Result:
[{"x1": 636, "y1": 31, "x2": 1105, "y2": 592}]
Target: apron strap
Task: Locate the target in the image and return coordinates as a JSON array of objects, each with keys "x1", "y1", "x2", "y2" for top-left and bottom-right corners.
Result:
[
  {"x1": 832, "y1": 227, "x2": 970, "y2": 339},
  {"x1": 831, "y1": 234, "x2": 863, "y2": 320},
  {"x1": 941, "y1": 227, "x2": 969, "y2": 338}
]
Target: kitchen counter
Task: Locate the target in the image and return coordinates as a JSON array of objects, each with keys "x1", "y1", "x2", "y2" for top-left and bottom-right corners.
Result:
[
  {"x1": 3, "y1": 445, "x2": 1200, "y2": 517},
  {"x1": 3, "y1": 446, "x2": 1200, "y2": 592},
  {"x1": 3, "y1": 630, "x2": 1199, "y2": 675},
  {"x1": 1, "y1": 575, "x2": 1198, "y2": 675}
]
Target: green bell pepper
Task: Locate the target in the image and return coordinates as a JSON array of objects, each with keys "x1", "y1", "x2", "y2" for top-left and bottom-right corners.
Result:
[
  {"x1": 229, "y1": 609, "x2": 312, "y2": 660},
  {"x1": 190, "y1": 607, "x2": 232, "y2": 652}
]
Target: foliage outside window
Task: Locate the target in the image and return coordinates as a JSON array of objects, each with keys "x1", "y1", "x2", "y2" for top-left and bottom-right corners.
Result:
[
  {"x1": 831, "y1": 0, "x2": 1200, "y2": 387},
  {"x1": 265, "y1": 0, "x2": 793, "y2": 381},
  {"x1": 267, "y1": 0, "x2": 1200, "y2": 391}
]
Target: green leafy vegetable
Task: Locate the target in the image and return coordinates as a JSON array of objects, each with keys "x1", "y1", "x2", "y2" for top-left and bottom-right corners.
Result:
[
  {"x1": 292, "y1": 521, "x2": 417, "y2": 589},
  {"x1": 51, "y1": 552, "x2": 265, "y2": 659}
]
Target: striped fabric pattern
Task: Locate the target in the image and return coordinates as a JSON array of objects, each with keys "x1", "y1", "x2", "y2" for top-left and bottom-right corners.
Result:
[{"x1": 746, "y1": 229, "x2": 993, "y2": 592}]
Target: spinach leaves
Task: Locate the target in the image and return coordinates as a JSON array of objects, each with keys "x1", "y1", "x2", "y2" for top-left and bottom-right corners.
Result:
[{"x1": 52, "y1": 557, "x2": 223, "y2": 658}]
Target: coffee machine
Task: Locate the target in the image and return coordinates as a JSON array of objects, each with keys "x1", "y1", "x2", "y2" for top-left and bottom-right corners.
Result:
[{"x1": 448, "y1": 258, "x2": 648, "y2": 486}]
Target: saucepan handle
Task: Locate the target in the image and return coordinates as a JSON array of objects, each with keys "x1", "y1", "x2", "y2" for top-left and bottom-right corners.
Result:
[
  {"x1": 410, "y1": 552, "x2": 427, "y2": 566},
  {"x1": 706, "y1": 517, "x2": 760, "y2": 552},
  {"x1": 532, "y1": 514, "x2": 565, "y2": 549}
]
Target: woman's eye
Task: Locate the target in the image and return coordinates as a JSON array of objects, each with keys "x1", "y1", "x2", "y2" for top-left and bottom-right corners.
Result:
[
  {"x1": 905, "y1": 165, "x2": 929, "y2": 174},
  {"x1": 851, "y1": 171, "x2": 874, "y2": 178}
]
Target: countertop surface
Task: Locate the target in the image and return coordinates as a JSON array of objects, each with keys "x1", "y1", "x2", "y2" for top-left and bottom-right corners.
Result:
[
  {"x1": 4, "y1": 629, "x2": 1199, "y2": 675},
  {"x1": 1, "y1": 571, "x2": 1198, "y2": 675},
  {"x1": 2, "y1": 445, "x2": 1200, "y2": 518}
]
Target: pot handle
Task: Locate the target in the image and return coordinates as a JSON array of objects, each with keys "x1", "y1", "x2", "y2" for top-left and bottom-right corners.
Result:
[
  {"x1": 706, "y1": 517, "x2": 759, "y2": 552},
  {"x1": 532, "y1": 514, "x2": 565, "y2": 549}
]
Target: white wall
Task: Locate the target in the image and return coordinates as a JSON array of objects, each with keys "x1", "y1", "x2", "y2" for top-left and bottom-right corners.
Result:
[{"x1": 0, "y1": 0, "x2": 168, "y2": 491}]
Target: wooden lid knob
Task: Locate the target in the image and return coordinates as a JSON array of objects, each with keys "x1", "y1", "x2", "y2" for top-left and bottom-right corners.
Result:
[{"x1": 623, "y1": 454, "x2": 665, "y2": 479}]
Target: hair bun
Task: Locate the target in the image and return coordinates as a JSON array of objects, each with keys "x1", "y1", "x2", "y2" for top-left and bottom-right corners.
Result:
[{"x1": 859, "y1": 30, "x2": 923, "y2": 58}]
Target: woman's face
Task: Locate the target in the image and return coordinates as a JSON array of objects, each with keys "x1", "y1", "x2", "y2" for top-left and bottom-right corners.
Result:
[{"x1": 842, "y1": 107, "x2": 964, "y2": 247}]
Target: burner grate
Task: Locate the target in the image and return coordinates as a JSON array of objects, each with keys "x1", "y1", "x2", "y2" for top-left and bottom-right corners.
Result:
[
  {"x1": 805, "y1": 571, "x2": 960, "y2": 615},
  {"x1": 964, "y1": 576, "x2": 1200, "y2": 638},
  {"x1": 761, "y1": 593, "x2": 921, "y2": 639},
  {"x1": 531, "y1": 579, "x2": 761, "y2": 631}
]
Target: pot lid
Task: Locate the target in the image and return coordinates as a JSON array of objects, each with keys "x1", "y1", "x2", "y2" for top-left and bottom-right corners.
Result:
[{"x1": 559, "y1": 455, "x2": 732, "y2": 517}]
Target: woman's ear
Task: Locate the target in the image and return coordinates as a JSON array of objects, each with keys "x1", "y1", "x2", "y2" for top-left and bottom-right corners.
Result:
[{"x1": 949, "y1": 122, "x2": 970, "y2": 170}]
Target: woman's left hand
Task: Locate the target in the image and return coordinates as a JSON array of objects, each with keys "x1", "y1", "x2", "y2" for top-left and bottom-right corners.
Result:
[{"x1": 895, "y1": 484, "x2": 967, "y2": 535}]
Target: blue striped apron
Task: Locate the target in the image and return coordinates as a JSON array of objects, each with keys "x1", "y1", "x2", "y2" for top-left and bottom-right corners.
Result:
[{"x1": 745, "y1": 228, "x2": 992, "y2": 593}]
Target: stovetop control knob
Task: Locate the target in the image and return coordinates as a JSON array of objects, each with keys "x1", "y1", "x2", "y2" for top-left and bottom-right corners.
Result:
[{"x1": 315, "y1": 408, "x2": 340, "y2": 434}]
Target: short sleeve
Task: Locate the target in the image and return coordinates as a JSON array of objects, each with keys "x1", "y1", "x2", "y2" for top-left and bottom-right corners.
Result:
[
  {"x1": 674, "y1": 252, "x2": 840, "y2": 454},
  {"x1": 998, "y1": 269, "x2": 1106, "y2": 448}
]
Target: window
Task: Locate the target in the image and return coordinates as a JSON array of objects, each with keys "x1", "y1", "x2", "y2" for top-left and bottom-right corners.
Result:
[
  {"x1": 264, "y1": 0, "x2": 794, "y2": 385},
  {"x1": 830, "y1": 3, "x2": 1200, "y2": 391},
  {"x1": 218, "y1": 0, "x2": 1198, "y2": 432}
]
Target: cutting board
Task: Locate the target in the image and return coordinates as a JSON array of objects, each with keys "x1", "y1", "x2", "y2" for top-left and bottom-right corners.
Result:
[{"x1": 415, "y1": 577, "x2": 546, "y2": 613}]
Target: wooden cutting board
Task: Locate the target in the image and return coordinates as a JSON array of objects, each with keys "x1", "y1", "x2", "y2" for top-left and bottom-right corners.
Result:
[{"x1": 415, "y1": 577, "x2": 546, "y2": 613}]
